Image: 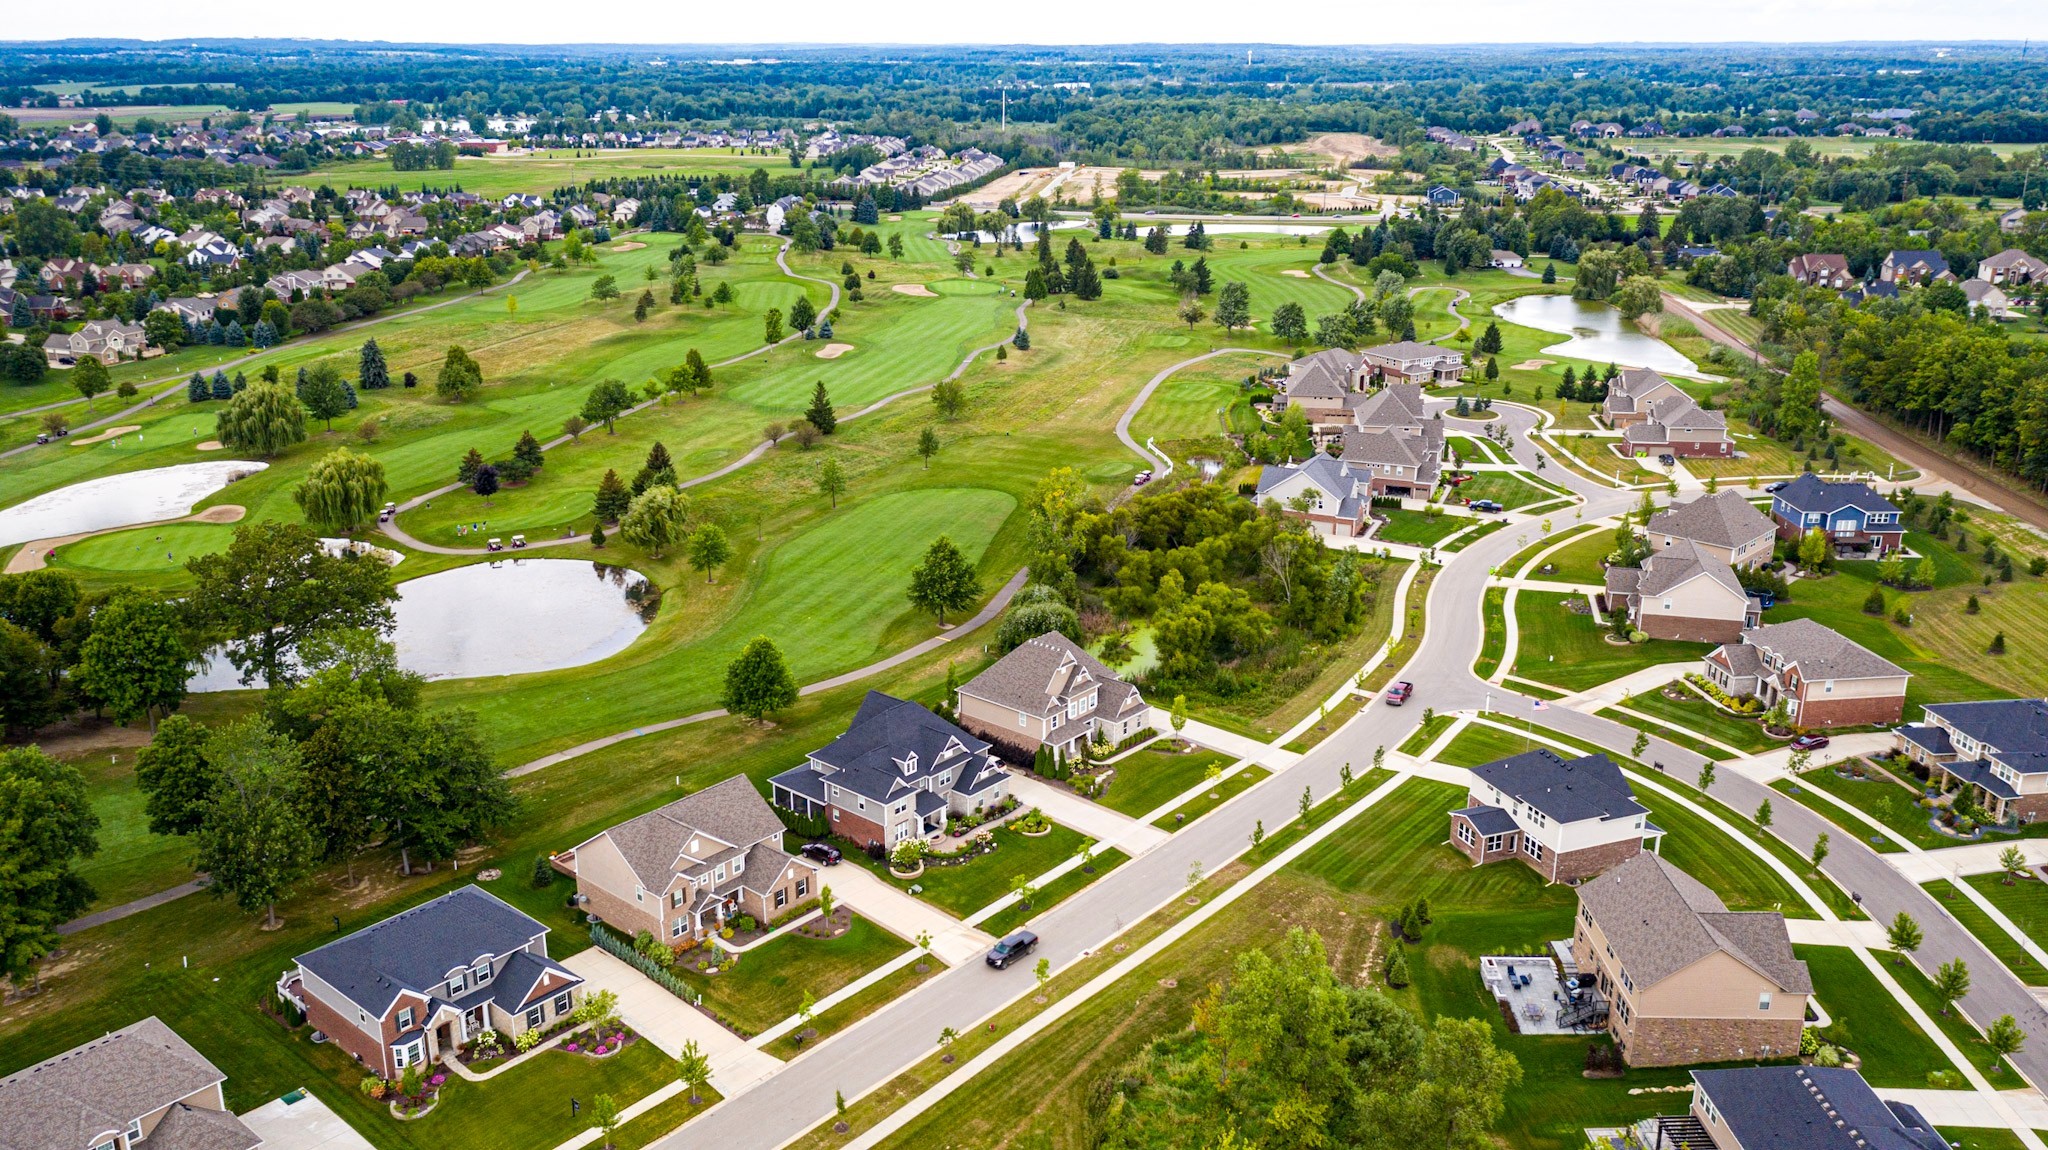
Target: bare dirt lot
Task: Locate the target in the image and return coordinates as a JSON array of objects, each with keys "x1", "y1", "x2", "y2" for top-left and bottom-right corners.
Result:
[{"x1": 1259, "y1": 133, "x2": 1400, "y2": 167}]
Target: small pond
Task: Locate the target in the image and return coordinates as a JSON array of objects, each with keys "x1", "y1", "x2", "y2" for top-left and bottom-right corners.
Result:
[
  {"x1": 1491, "y1": 294, "x2": 1700, "y2": 377},
  {"x1": 0, "y1": 461, "x2": 267, "y2": 549},
  {"x1": 190, "y1": 558, "x2": 654, "y2": 691}
]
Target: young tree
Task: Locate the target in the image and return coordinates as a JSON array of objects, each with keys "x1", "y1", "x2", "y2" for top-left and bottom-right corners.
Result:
[
  {"x1": 1810, "y1": 832, "x2": 1829, "y2": 868},
  {"x1": 763, "y1": 308, "x2": 784, "y2": 344},
  {"x1": 722, "y1": 636, "x2": 798, "y2": 720},
  {"x1": 581, "y1": 377, "x2": 634, "y2": 433},
  {"x1": 619, "y1": 487, "x2": 690, "y2": 558},
  {"x1": 1931, "y1": 958, "x2": 1971, "y2": 1015},
  {"x1": 916, "y1": 426, "x2": 940, "y2": 469},
  {"x1": 70, "y1": 357, "x2": 111, "y2": 410},
  {"x1": 675, "y1": 1040, "x2": 712, "y2": 1105},
  {"x1": 71, "y1": 591, "x2": 193, "y2": 727},
  {"x1": 292, "y1": 448, "x2": 388, "y2": 535},
  {"x1": 1176, "y1": 296, "x2": 1207, "y2": 330},
  {"x1": 686, "y1": 524, "x2": 732, "y2": 583},
  {"x1": 435, "y1": 345, "x2": 484, "y2": 402},
  {"x1": 1886, "y1": 911, "x2": 1923, "y2": 962},
  {"x1": 931, "y1": 378, "x2": 966, "y2": 419},
  {"x1": 817, "y1": 457, "x2": 847, "y2": 508},
  {"x1": 805, "y1": 380, "x2": 838, "y2": 434},
  {"x1": 593, "y1": 1094, "x2": 620, "y2": 1148},
  {"x1": 471, "y1": 464, "x2": 499, "y2": 499},
  {"x1": 1697, "y1": 762, "x2": 1715, "y2": 793},
  {"x1": 1988, "y1": 1015, "x2": 2028, "y2": 1069},
  {"x1": 592, "y1": 469, "x2": 631, "y2": 523},
  {"x1": 790, "y1": 294, "x2": 817, "y2": 332},
  {"x1": 193, "y1": 718, "x2": 318, "y2": 930},
  {"x1": 0, "y1": 746, "x2": 100, "y2": 993},
  {"x1": 2003, "y1": 844, "x2": 2031, "y2": 885},
  {"x1": 1755, "y1": 798, "x2": 1773, "y2": 828},
  {"x1": 1798, "y1": 527, "x2": 1830, "y2": 572},
  {"x1": 215, "y1": 382, "x2": 307, "y2": 457},
  {"x1": 908, "y1": 535, "x2": 982, "y2": 625},
  {"x1": 358, "y1": 338, "x2": 390, "y2": 390},
  {"x1": 183, "y1": 522, "x2": 398, "y2": 687}
]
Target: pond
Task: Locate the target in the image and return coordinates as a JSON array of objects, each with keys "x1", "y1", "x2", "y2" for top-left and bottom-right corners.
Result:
[
  {"x1": 0, "y1": 461, "x2": 267, "y2": 549},
  {"x1": 189, "y1": 558, "x2": 655, "y2": 691},
  {"x1": 1490, "y1": 294, "x2": 1700, "y2": 377}
]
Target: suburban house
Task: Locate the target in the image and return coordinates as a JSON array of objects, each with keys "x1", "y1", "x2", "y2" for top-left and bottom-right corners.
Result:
[
  {"x1": 1769, "y1": 474, "x2": 1903, "y2": 554},
  {"x1": 1702, "y1": 619, "x2": 1910, "y2": 729},
  {"x1": 1274, "y1": 348, "x2": 1364, "y2": 431},
  {"x1": 1254, "y1": 454, "x2": 1373, "y2": 535},
  {"x1": 2002, "y1": 206, "x2": 2031, "y2": 233},
  {"x1": 1572, "y1": 853, "x2": 1810, "y2": 1066},
  {"x1": 768, "y1": 691, "x2": 1010, "y2": 848},
  {"x1": 1621, "y1": 394, "x2": 1733, "y2": 458},
  {"x1": 1657, "y1": 1066, "x2": 1945, "y2": 1150},
  {"x1": 1340, "y1": 427, "x2": 1441, "y2": 497},
  {"x1": 277, "y1": 885, "x2": 583, "y2": 1081},
  {"x1": 48, "y1": 319, "x2": 149, "y2": 367},
  {"x1": 1347, "y1": 381, "x2": 1436, "y2": 439},
  {"x1": 1359, "y1": 340, "x2": 1464, "y2": 384},
  {"x1": 1879, "y1": 249, "x2": 1954, "y2": 285},
  {"x1": 0, "y1": 1016, "x2": 262, "y2": 1150},
  {"x1": 1450, "y1": 748, "x2": 1663, "y2": 882},
  {"x1": 1646, "y1": 491, "x2": 1775, "y2": 568},
  {"x1": 1489, "y1": 249, "x2": 1525, "y2": 269},
  {"x1": 1785, "y1": 252, "x2": 1852, "y2": 290},
  {"x1": 954, "y1": 631, "x2": 1149, "y2": 758},
  {"x1": 1602, "y1": 367, "x2": 1688, "y2": 429},
  {"x1": 1603, "y1": 540, "x2": 1758, "y2": 643},
  {"x1": 1425, "y1": 185, "x2": 1462, "y2": 207},
  {"x1": 1964, "y1": 279, "x2": 2014, "y2": 320},
  {"x1": 561, "y1": 776, "x2": 821, "y2": 945},
  {"x1": 1977, "y1": 248, "x2": 2047, "y2": 285},
  {"x1": 1895, "y1": 698, "x2": 2048, "y2": 824}
]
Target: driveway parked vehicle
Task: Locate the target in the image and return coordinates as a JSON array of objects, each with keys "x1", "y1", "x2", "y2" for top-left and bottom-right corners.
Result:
[
  {"x1": 800, "y1": 842, "x2": 843, "y2": 865},
  {"x1": 986, "y1": 930, "x2": 1038, "y2": 969},
  {"x1": 1790, "y1": 734, "x2": 1831, "y2": 751},
  {"x1": 1468, "y1": 499, "x2": 1503, "y2": 513},
  {"x1": 1764, "y1": 481, "x2": 1788, "y2": 493}
]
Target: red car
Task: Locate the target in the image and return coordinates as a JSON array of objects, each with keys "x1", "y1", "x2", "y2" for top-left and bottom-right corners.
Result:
[
  {"x1": 1790, "y1": 734, "x2": 1830, "y2": 751},
  {"x1": 1384, "y1": 681, "x2": 1414, "y2": 706}
]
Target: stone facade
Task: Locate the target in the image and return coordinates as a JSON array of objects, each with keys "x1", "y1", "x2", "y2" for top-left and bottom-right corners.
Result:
[
  {"x1": 1615, "y1": 1012, "x2": 1803, "y2": 1067},
  {"x1": 1547, "y1": 836, "x2": 1645, "y2": 883},
  {"x1": 1641, "y1": 612, "x2": 1746, "y2": 644}
]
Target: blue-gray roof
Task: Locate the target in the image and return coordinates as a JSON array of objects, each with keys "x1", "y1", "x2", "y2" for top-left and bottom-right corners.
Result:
[
  {"x1": 797, "y1": 691, "x2": 998, "y2": 805},
  {"x1": 1922, "y1": 698, "x2": 2048, "y2": 756},
  {"x1": 1471, "y1": 749, "x2": 1645, "y2": 824},
  {"x1": 295, "y1": 885, "x2": 550, "y2": 1018},
  {"x1": 1691, "y1": 1067, "x2": 1945, "y2": 1150},
  {"x1": 1451, "y1": 805, "x2": 1519, "y2": 837},
  {"x1": 1772, "y1": 473, "x2": 1899, "y2": 519},
  {"x1": 1940, "y1": 758, "x2": 2020, "y2": 800}
]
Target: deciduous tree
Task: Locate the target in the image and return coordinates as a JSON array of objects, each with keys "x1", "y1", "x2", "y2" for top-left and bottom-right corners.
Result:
[
  {"x1": 0, "y1": 746, "x2": 99, "y2": 992},
  {"x1": 191, "y1": 717, "x2": 318, "y2": 930},
  {"x1": 619, "y1": 487, "x2": 690, "y2": 558},
  {"x1": 435, "y1": 345, "x2": 484, "y2": 402},
  {"x1": 71, "y1": 591, "x2": 193, "y2": 727},
  {"x1": 722, "y1": 637, "x2": 798, "y2": 720},
  {"x1": 908, "y1": 536, "x2": 981, "y2": 625},
  {"x1": 182, "y1": 522, "x2": 397, "y2": 688},
  {"x1": 293, "y1": 447, "x2": 388, "y2": 535},
  {"x1": 215, "y1": 382, "x2": 307, "y2": 457}
]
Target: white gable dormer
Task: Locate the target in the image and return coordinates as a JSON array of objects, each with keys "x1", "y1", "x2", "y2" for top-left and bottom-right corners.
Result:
[
  {"x1": 940, "y1": 736, "x2": 966, "y2": 761},
  {"x1": 899, "y1": 751, "x2": 918, "y2": 776}
]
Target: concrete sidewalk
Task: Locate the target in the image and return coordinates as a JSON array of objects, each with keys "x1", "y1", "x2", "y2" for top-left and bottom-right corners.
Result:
[
  {"x1": 1007, "y1": 773, "x2": 1169, "y2": 856},
  {"x1": 1875, "y1": 1087, "x2": 2048, "y2": 1128},
  {"x1": 811, "y1": 863, "x2": 993, "y2": 966},
  {"x1": 562, "y1": 948, "x2": 755, "y2": 1062},
  {"x1": 1155, "y1": 710, "x2": 1303, "y2": 769}
]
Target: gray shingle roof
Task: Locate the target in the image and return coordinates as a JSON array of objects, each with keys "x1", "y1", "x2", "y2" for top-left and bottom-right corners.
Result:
[
  {"x1": 1634, "y1": 539, "x2": 1744, "y2": 598},
  {"x1": 1604, "y1": 367, "x2": 1679, "y2": 414},
  {"x1": 781, "y1": 691, "x2": 1001, "y2": 806},
  {"x1": 1578, "y1": 853, "x2": 1810, "y2": 992},
  {"x1": 589, "y1": 776, "x2": 789, "y2": 890},
  {"x1": 293, "y1": 885, "x2": 549, "y2": 1018},
  {"x1": 1691, "y1": 1067, "x2": 1946, "y2": 1150},
  {"x1": 1338, "y1": 429, "x2": 1441, "y2": 485},
  {"x1": 0, "y1": 1017, "x2": 249, "y2": 1150},
  {"x1": 141, "y1": 1100, "x2": 264, "y2": 1150},
  {"x1": 1452, "y1": 805, "x2": 1520, "y2": 837},
  {"x1": 1774, "y1": 474, "x2": 1901, "y2": 518},
  {"x1": 1471, "y1": 748, "x2": 1646, "y2": 824},
  {"x1": 959, "y1": 632, "x2": 1144, "y2": 726},
  {"x1": 1347, "y1": 383, "x2": 1429, "y2": 431},
  {"x1": 1648, "y1": 491, "x2": 1774, "y2": 550},
  {"x1": 1741, "y1": 618, "x2": 1907, "y2": 682}
]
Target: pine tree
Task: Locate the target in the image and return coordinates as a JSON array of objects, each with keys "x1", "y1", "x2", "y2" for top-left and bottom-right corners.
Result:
[
  {"x1": 457, "y1": 447, "x2": 485, "y2": 485},
  {"x1": 187, "y1": 372, "x2": 209, "y2": 403},
  {"x1": 593, "y1": 469, "x2": 631, "y2": 523},
  {"x1": 513, "y1": 430, "x2": 545, "y2": 472},
  {"x1": 1013, "y1": 326, "x2": 1030, "y2": 351},
  {"x1": 805, "y1": 381, "x2": 837, "y2": 435},
  {"x1": 358, "y1": 338, "x2": 390, "y2": 390}
]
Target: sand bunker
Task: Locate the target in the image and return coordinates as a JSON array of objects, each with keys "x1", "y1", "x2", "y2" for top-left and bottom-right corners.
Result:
[
  {"x1": 1511, "y1": 360, "x2": 1555, "y2": 371},
  {"x1": 70, "y1": 425, "x2": 142, "y2": 446},
  {"x1": 1281, "y1": 269, "x2": 1312, "y2": 279},
  {"x1": 892, "y1": 283, "x2": 938, "y2": 297},
  {"x1": 609, "y1": 241, "x2": 647, "y2": 252},
  {"x1": 191, "y1": 505, "x2": 247, "y2": 525},
  {"x1": 195, "y1": 440, "x2": 224, "y2": 451},
  {"x1": 886, "y1": 214, "x2": 904, "y2": 221},
  {"x1": 815, "y1": 343, "x2": 856, "y2": 359}
]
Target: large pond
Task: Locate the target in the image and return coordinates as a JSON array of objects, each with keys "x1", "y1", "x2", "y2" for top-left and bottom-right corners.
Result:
[
  {"x1": 0, "y1": 461, "x2": 267, "y2": 549},
  {"x1": 190, "y1": 558, "x2": 655, "y2": 691},
  {"x1": 1491, "y1": 295, "x2": 1701, "y2": 377}
]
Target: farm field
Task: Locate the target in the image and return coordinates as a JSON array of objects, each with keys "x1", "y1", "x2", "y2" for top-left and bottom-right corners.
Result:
[{"x1": 296, "y1": 147, "x2": 808, "y2": 198}]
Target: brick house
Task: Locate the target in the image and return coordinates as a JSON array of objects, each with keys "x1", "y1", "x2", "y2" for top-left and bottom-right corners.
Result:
[
  {"x1": 1665, "y1": 1066, "x2": 1945, "y2": 1150},
  {"x1": 769, "y1": 691, "x2": 1010, "y2": 848},
  {"x1": 1702, "y1": 619, "x2": 1909, "y2": 729},
  {"x1": 1977, "y1": 248, "x2": 2047, "y2": 286},
  {"x1": 1571, "y1": 853, "x2": 1810, "y2": 1067},
  {"x1": 954, "y1": 631, "x2": 1148, "y2": 759},
  {"x1": 1272, "y1": 349, "x2": 1363, "y2": 432},
  {"x1": 562, "y1": 776, "x2": 821, "y2": 945},
  {"x1": 1602, "y1": 367, "x2": 1688, "y2": 430},
  {"x1": 1620, "y1": 395, "x2": 1733, "y2": 458},
  {"x1": 1359, "y1": 340, "x2": 1463, "y2": 384},
  {"x1": 1346, "y1": 382, "x2": 1436, "y2": 439},
  {"x1": 1879, "y1": 249, "x2": 1954, "y2": 285},
  {"x1": 48, "y1": 319, "x2": 149, "y2": 367},
  {"x1": 1254, "y1": 426, "x2": 1441, "y2": 534},
  {"x1": 1602, "y1": 540, "x2": 1758, "y2": 643},
  {"x1": 2002, "y1": 206, "x2": 2031, "y2": 234},
  {"x1": 1785, "y1": 252, "x2": 1852, "y2": 290},
  {"x1": 277, "y1": 885, "x2": 583, "y2": 1081},
  {"x1": 0, "y1": 1016, "x2": 261, "y2": 1150},
  {"x1": 1768, "y1": 474, "x2": 1903, "y2": 555},
  {"x1": 1450, "y1": 749, "x2": 1664, "y2": 883},
  {"x1": 1645, "y1": 491, "x2": 1775, "y2": 568},
  {"x1": 1895, "y1": 698, "x2": 2048, "y2": 825}
]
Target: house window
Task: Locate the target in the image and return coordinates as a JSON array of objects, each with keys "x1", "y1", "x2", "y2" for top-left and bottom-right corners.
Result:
[
  {"x1": 1483, "y1": 833, "x2": 1506, "y2": 853},
  {"x1": 671, "y1": 918, "x2": 686, "y2": 939},
  {"x1": 393, "y1": 1039, "x2": 423, "y2": 1069},
  {"x1": 672, "y1": 890, "x2": 684, "y2": 908},
  {"x1": 1523, "y1": 838, "x2": 1544, "y2": 861},
  {"x1": 732, "y1": 856, "x2": 743, "y2": 875},
  {"x1": 396, "y1": 1007, "x2": 414, "y2": 1031},
  {"x1": 1018, "y1": 713, "x2": 1027, "y2": 728},
  {"x1": 796, "y1": 878, "x2": 809, "y2": 898},
  {"x1": 554, "y1": 992, "x2": 573, "y2": 1015},
  {"x1": 775, "y1": 888, "x2": 788, "y2": 909},
  {"x1": 526, "y1": 1006, "x2": 544, "y2": 1029},
  {"x1": 1758, "y1": 992, "x2": 1773, "y2": 1011},
  {"x1": 448, "y1": 972, "x2": 465, "y2": 995},
  {"x1": 1455, "y1": 821, "x2": 1475, "y2": 847},
  {"x1": 475, "y1": 962, "x2": 491, "y2": 985},
  {"x1": 127, "y1": 1118, "x2": 144, "y2": 1144},
  {"x1": 714, "y1": 864, "x2": 725, "y2": 882}
]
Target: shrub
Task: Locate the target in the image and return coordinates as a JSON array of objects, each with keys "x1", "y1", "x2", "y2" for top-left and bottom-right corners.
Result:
[
  {"x1": 734, "y1": 914, "x2": 757, "y2": 933},
  {"x1": 360, "y1": 1077, "x2": 387, "y2": 1099},
  {"x1": 1813, "y1": 1044, "x2": 1843, "y2": 1068},
  {"x1": 515, "y1": 1029, "x2": 542, "y2": 1052},
  {"x1": 532, "y1": 854, "x2": 556, "y2": 888}
]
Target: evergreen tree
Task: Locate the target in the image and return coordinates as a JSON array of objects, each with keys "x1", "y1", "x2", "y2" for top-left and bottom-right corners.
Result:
[
  {"x1": 457, "y1": 447, "x2": 485, "y2": 485},
  {"x1": 211, "y1": 372, "x2": 232, "y2": 400},
  {"x1": 1013, "y1": 325, "x2": 1030, "y2": 351},
  {"x1": 358, "y1": 339, "x2": 390, "y2": 390},
  {"x1": 188, "y1": 372, "x2": 210, "y2": 403},
  {"x1": 593, "y1": 469, "x2": 631, "y2": 522},
  {"x1": 805, "y1": 381, "x2": 838, "y2": 435},
  {"x1": 513, "y1": 430, "x2": 545, "y2": 472}
]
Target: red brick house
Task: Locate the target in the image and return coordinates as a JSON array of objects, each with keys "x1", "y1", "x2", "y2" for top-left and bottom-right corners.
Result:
[
  {"x1": 1450, "y1": 749, "x2": 1664, "y2": 883},
  {"x1": 770, "y1": 691, "x2": 1010, "y2": 848},
  {"x1": 1786, "y1": 253, "x2": 1852, "y2": 290},
  {"x1": 1702, "y1": 619, "x2": 1909, "y2": 729}
]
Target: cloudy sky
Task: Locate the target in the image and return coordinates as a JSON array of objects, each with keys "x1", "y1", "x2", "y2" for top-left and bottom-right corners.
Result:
[{"x1": 10, "y1": 0, "x2": 2048, "y2": 45}]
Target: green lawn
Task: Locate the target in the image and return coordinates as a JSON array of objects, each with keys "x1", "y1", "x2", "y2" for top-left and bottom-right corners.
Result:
[
  {"x1": 1777, "y1": 765, "x2": 1949, "y2": 851},
  {"x1": 1597, "y1": 706, "x2": 1730, "y2": 761},
  {"x1": 1434, "y1": 722, "x2": 1542, "y2": 768},
  {"x1": 1475, "y1": 586, "x2": 1508, "y2": 678},
  {"x1": 1094, "y1": 746, "x2": 1235, "y2": 817},
  {"x1": 981, "y1": 847, "x2": 1130, "y2": 938},
  {"x1": 1613, "y1": 686, "x2": 1780, "y2": 754},
  {"x1": 1374, "y1": 508, "x2": 1471, "y2": 547},
  {"x1": 1797, "y1": 944, "x2": 1966, "y2": 1087},
  {"x1": 1399, "y1": 712, "x2": 1456, "y2": 756},
  {"x1": 675, "y1": 913, "x2": 908, "y2": 1037},
  {"x1": 1924, "y1": 880, "x2": 2048, "y2": 987},
  {"x1": 857, "y1": 823, "x2": 1092, "y2": 918},
  {"x1": 1150, "y1": 764, "x2": 1272, "y2": 830},
  {"x1": 1509, "y1": 591, "x2": 1712, "y2": 691},
  {"x1": 72, "y1": 749, "x2": 199, "y2": 911},
  {"x1": 1453, "y1": 470, "x2": 1558, "y2": 511},
  {"x1": 1957, "y1": 873, "x2": 2048, "y2": 976}
]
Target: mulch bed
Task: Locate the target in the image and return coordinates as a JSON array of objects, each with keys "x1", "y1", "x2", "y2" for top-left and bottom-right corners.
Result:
[{"x1": 794, "y1": 907, "x2": 854, "y2": 940}]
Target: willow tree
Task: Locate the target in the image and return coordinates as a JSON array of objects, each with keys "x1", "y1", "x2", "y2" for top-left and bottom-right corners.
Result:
[
  {"x1": 619, "y1": 486, "x2": 690, "y2": 559},
  {"x1": 293, "y1": 448, "x2": 389, "y2": 535},
  {"x1": 215, "y1": 382, "x2": 306, "y2": 457}
]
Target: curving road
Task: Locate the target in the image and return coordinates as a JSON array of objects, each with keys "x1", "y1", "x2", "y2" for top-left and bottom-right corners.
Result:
[{"x1": 1113, "y1": 347, "x2": 1288, "y2": 473}]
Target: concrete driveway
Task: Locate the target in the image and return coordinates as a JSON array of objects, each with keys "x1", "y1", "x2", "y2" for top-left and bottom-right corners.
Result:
[
  {"x1": 1006, "y1": 773, "x2": 1169, "y2": 856},
  {"x1": 239, "y1": 1091, "x2": 376, "y2": 1150},
  {"x1": 815, "y1": 862, "x2": 994, "y2": 966}
]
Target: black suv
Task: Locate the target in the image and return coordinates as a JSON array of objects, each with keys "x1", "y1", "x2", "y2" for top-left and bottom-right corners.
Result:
[
  {"x1": 986, "y1": 930, "x2": 1038, "y2": 969},
  {"x1": 799, "y1": 842, "x2": 842, "y2": 866}
]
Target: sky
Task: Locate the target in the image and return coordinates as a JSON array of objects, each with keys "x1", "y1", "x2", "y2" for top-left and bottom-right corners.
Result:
[{"x1": 10, "y1": 0, "x2": 2048, "y2": 47}]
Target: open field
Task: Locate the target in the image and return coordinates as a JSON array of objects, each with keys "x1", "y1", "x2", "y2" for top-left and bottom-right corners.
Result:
[
  {"x1": 1509, "y1": 590, "x2": 1714, "y2": 691},
  {"x1": 297, "y1": 147, "x2": 805, "y2": 198}
]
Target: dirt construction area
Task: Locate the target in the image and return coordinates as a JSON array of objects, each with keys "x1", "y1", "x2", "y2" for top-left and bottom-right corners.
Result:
[
  {"x1": 1260, "y1": 133, "x2": 1400, "y2": 166},
  {"x1": 957, "y1": 165, "x2": 1160, "y2": 208}
]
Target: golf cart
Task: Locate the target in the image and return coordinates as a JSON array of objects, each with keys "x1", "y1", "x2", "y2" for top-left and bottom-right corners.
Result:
[
  {"x1": 510, "y1": 534, "x2": 527, "y2": 549},
  {"x1": 379, "y1": 502, "x2": 397, "y2": 522},
  {"x1": 486, "y1": 537, "x2": 504, "y2": 552}
]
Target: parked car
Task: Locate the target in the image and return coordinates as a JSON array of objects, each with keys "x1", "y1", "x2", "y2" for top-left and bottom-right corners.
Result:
[
  {"x1": 799, "y1": 842, "x2": 842, "y2": 866},
  {"x1": 1384, "y1": 681, "x2": 1414, "y2": 706},
  {"x1": 1657, "y1": 453, "x2": 1676, "y2": 467},
  {"x1": 1468, "y1": 499, "x2": 1503, "y2": 513},
  {"x1": 1746, "y1": 589, "x2": 1776, "y2": 610},
  {"x1": 1790, "y1": 734, "x2": 1831, "y2": 751},
  {"x1": 986, "y1": 930, "x2": 1039, "y2": 969},
  {"x1": 1764, "y1": 481, "x2": 1788, "y2": 493},
  {"x1": 1133, "y1": 470, "x2": 1152, "y2": 486}
]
